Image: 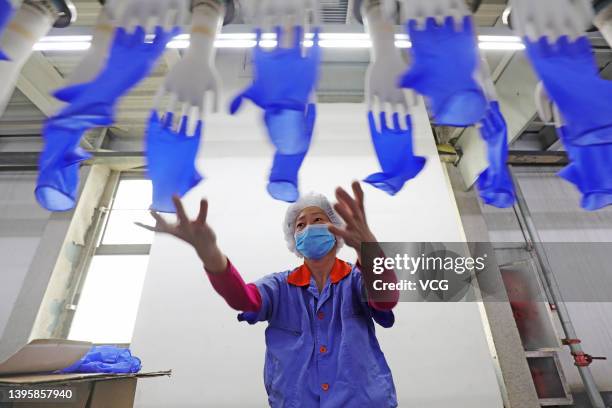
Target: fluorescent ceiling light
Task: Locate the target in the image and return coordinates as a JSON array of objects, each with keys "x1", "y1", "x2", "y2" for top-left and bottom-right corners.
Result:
[
  {"x1": 33, "y1": 41, "x2": 91, "y2": 51},
  {"x1": 478, "y1": 35, "x2": 522, "y2": 43},
  {"x1": 318, "y1": 39, "x2": 372, "y2": 48},
  {"x1": 39, "y1": 34, "x2": 92, "y2": 42},
  {"x1": 395, "y1": 40, "x2": 412, "y2": 48},
  {"x1": 36, "y1": 32, "x2": 526, "y2": 51},
  {"x1": 479, "y1": 42, "x2": 525, "y2": 50}
]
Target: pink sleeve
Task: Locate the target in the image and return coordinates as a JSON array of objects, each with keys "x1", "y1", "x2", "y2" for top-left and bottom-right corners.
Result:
[
  {"x1": 205, "y1": 259, "x2": 262, "y2": 312},
  {"x1": 357, "y1": 260, "x2": 400, "y2": 312}
]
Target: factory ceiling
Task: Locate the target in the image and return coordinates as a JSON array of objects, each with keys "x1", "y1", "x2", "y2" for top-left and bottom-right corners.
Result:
[{"x1": 0, "y1": 0, "x2": 608, "y2": 157}]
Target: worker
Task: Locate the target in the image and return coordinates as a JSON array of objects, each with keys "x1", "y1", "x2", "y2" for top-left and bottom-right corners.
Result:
[{"x1": 137, "y1": 181, "x2": 399, "y2": 407}]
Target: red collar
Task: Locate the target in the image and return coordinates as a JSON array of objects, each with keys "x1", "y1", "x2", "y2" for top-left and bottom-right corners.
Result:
[{"x1": 287, "y1": 258, "x2": 352, "y2": 287}]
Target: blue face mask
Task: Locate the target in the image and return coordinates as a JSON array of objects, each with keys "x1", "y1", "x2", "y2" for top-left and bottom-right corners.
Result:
[{"x1": 295, "y1": 224, "x2": 336, "y2": 260}]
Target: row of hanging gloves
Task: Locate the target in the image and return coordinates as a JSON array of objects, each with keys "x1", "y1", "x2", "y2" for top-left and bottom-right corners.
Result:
[
  {"x1": 253, "y1": 0, "x2": 612, "y2": 211},
  {"x1": 4, "y1": 0, "x2": 609, "y2": 212},
  {"x1": 365, "y1": 0, "x2": 612, "y2": 211}
]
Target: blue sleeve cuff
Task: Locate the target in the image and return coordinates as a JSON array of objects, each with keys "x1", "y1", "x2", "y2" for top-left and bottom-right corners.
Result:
[
  {"x1": 371, "y1": 309, "x2": 395, "y2": 328},
  {"x1": 236, "y1": 276, "x2": 277, "y2": 324},
  {"x1": 237, "y1": 311, "x2": 261, "y2": 325}
]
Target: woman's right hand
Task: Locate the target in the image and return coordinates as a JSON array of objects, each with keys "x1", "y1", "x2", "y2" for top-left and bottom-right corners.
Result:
[{"x1": 136, "y1": 195, "x2": 228, "y2": 274}]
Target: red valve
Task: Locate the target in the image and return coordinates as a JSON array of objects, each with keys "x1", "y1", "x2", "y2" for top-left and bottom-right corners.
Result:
[{"x1": 572, "y1": 351, "x2": 607, "y2": 367}]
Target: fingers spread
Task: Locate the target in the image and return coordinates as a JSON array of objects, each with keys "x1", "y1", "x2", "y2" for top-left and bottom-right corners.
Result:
[
  {"x1": 134, "y1": 221, "x2": 158, "y2": 232},
  {"x1": 351, "y1": 181, "x2": 365, "y2": 214},
  {"x1": 335, "y1": 186, "x2": 363, "y2": 222},
  {"x1": 173, "y1": 195, "x2": 189, "y2": 224},
  {"x1": 327, "y1": 224, "x2": 351, "y2": 241},
  {"x1": 150, "y1": 210, "x2": 170, "y2": 230},
  {"x1": 196, "y1": 199, "x2": 208, "y2": 225},
  {"x1": 333, "y1": 201, "x2": 354, "y2": 226}
]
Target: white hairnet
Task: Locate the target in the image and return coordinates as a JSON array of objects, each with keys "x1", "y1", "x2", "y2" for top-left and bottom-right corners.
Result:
[{"x1": 284, "y1": 192, "x2": 345, "y2": 257}]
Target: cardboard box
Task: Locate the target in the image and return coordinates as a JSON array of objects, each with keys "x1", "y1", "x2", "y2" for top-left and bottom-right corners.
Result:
[{"x1": 0, "y1": 339, "x2": 170, "y2": 407}]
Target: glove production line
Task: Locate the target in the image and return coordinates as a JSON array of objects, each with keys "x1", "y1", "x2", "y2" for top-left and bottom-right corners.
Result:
[
  {"x1": 0, "y1": 0, "x2": 610, "y2": 213},
  {"x1": 2, "y1": 1, "x2": 612, "y2": 407}
]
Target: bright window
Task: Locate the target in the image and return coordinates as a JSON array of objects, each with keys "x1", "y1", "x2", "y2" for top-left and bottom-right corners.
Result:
[
  {"x1": 102, "y1": 180, "x2": 154, "y2": 245},
  {"x1": 69, "y1": 256, "x2": 149, "y2": 344},
  {"x1": 68, "y1": 178, "x2": 154, "y2": 344}
]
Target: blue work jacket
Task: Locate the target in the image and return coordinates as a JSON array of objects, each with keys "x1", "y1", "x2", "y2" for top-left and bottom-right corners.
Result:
[{"x1": 239, "y1": 258, "x2": 398, "y2": 408}]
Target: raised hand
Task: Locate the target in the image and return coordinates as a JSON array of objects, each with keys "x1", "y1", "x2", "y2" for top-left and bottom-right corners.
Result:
[
  {"x1": 328, "y1": 182, "x2": 377, "y2": 257},
  {"x1": 136, "y1": 195, "x2": 227, "y2": 273}
]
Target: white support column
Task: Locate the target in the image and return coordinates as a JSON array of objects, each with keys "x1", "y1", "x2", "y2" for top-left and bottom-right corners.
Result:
[
  {"x1": 0, "y1": 166, "x2": 111, "y2": 362},
  {"x1": 456, "y1": 52, "x2": 540, "y2": 187}
]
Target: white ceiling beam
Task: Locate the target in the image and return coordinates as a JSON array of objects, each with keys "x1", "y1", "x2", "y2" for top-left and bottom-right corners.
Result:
[
  {"x1": 455, "y1": 52, "x2": 541, "y2": 188},
  {"x1": 16, "y1": 52, "x2": 65, "y2": 117}
]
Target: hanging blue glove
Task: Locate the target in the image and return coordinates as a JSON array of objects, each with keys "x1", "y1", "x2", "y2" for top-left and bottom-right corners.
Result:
[
  {"x1": 53, "y1": 26, "x2": 179, "y2": 128},
  {"x1": 399, "y1": 16, "x2": 487, "y2": 127},
  {"x1": 557, "y1": 127, "x2": 612, "y2": 211},
  {"x1": 364, "y1": 111, "x2": 426, "y2": 196},
  {"x1": 267, "y1": 104, "x2": 316, "y2": 202},
  {"x1": 524, "y1": 35, "x2": 612, "y2": 146},
  {"x1": 0, "y1": 0, "x2": 14, "y2": 61},
  {"x1": 35, "y1": 121, "x2": 91, "y2": 212},
  {"x1": 146, "y1": 111, "x2": 204, "y2": 213},
  {"x1": 264, "y1": 108, "x2": 310, "y2": 155},
  {"x1": 476, "y1": 102, "x2": 516, "y2": 208},
  {"x1": 59, "y1": 346, "x2": 141, "y2": 374},
  {"x1": 267, "y1": 151, "x2": 308, "y2": 203},
  {"x1": 230, "y1": 27, "x2": 321, "y2": 114}
]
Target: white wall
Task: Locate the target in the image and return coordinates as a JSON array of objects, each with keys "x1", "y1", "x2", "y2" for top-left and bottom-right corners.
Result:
[
  {"x1": 481, "y1": 169, "x2": 612, "y2": 391},
  {"x1": 0, "y1": 138, "x2": 92, "y2": 361},
  {"x1": 0, "y1": 172, "x2": 50, "y2": 340},
  {"x1": 130, "y1": 103, "x2": 504, "y2": 407}
]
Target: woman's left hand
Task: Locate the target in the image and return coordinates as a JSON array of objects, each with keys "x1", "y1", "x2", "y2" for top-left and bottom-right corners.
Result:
[{"x1": 328, "y1": 181, "x2": 378, "y2": 256}]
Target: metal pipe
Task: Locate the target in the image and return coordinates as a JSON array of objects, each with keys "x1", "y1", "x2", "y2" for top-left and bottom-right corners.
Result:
[
  {"x1": 509, "y1": 167, "x2": 607, "y2": 408},
  {"x1": 510, "y1": 198, "x2": 556, "y2": 307},
  {"x1": 57, "y1": 171, "x2": 120, "y2": 338}
]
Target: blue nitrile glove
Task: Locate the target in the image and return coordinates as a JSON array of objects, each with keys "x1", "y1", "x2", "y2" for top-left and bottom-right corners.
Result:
[
  {"x1": 364, "y1": 111, "x2": 426, "y2": 196},
  {"x1": 267, "y1": 151, "x2": 308, "y2": 203},
  {"x1": 0, "y1": 0, "x2": 14, "y2": 60},
  {"x1": 230, "y1": 27, "x2": 321, "y2": 114},
  {"x1": 52, "y1": 26, "x2": 179, "y2": 128},
  {"x1": 35, "y1": 121, "x2": 91, "y2": 212},
  {"x1": 524, "y1": 35, "x2": 612, "y2": 146},
  {"x1": 146, "y1": 111, "x2": 204, "y2": 213},
  {"x1": 264, "y1": 108, "x2": 310, "y2": 155},
  {"x1": 476, "y1": 102, "x2": 516, "y2": 208},
  {"x1": 399, "y1": 16, "x2": 487, "y2": 127},
  {"x1": 266, "y1": 103, "x2": 316, "y2": 202},
  {"x1": 557, "y1": 127, "x2": 612, "y2": 211},
  {"x1": 59, "y1": 346, "x2": 141, "y2": 374}
]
